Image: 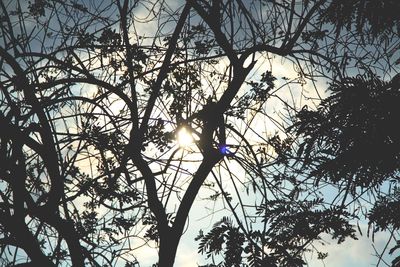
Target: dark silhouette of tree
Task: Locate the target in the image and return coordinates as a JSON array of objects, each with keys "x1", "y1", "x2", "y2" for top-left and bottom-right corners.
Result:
[
  {"x1": 321, "y1": 0, "x2": 400, "y2": 38},
  {"x1": 290, "y1": 73, "x2": 400, "y2": 187},
  {"x1": 287, "y1": 73, "x2": 400, "y2": 267},
  {"x1": 0, "y1": 0, "x2": 399, "y2": 267}
]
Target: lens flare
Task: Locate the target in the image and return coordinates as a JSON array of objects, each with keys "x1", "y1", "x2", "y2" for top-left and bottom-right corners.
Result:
[
  {"x1": 177, "y1": 127, "x2": 193, "y2": 147},
  {"x1": 219, "y1": 144, "x2": 232, "y2": 155}
]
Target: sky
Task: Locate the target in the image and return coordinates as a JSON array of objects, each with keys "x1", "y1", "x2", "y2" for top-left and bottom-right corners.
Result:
[
  {"x1": 125, "y1": 53, "x2": 397, "y2": 267},
  {"x1": 1, "y1": 0, "x2": 398, "y2": 266}
]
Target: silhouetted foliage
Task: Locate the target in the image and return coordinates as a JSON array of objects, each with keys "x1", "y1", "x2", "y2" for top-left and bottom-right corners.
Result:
[
  {"x1": 1, "y1": 0, "x2": 399, "y2": 266},
  {"x1": 198, "y1": 198, "x2": 358, "y2": 267},
  {"x1": 321, "y1": 0, "x2": 400, "y2": 38},
  {"x1": 287, "y1": 73, "x2": 400, "y2": 266},
  {"x1": 289, "y1": 73, "x2": 400, "y2": 188}
]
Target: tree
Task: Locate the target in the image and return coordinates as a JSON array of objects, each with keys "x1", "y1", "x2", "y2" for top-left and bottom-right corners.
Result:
[
  {"x1": 287, "y1": 72, "x2": 400, "y2": 267},
  {"x1": 0, "y1": 0, "x2": 399, "y2": 266}
]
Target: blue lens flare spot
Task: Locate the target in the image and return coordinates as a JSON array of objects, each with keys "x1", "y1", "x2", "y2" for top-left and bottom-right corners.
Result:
[{"x1": 219, "y1": 145, "x2": 231, "y2": 155}]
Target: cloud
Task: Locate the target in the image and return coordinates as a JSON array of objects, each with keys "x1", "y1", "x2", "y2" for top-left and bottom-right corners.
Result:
[
  {"x1": 306, "y1": 224, "x2": 397, "y2": 267},
  {"x1": 175, "y1": 245, "x2": 202, "y2": 267}
]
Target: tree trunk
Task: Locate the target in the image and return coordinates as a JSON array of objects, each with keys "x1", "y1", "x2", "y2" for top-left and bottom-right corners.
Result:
[{"x1": 158, "y1": 230, "x2": 180, "y2": 267}]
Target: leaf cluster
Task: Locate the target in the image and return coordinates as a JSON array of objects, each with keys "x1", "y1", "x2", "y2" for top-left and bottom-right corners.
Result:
[
  {"x1": 289, "y1": 73, "x2": 400, "y2": 188},
  {"x1": 321, "y1": 0, "x2": 400, "y2": 39}
]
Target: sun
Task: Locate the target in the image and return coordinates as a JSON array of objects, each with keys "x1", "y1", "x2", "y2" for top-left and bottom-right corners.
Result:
[{"x1": 176, "y1": 127, "x2": 194, "y2": 148}]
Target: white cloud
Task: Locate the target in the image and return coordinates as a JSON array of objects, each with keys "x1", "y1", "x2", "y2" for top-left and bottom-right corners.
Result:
[
  {"x1": 175, "y1": 245, "x2": 201, "y2": 267},
  {"x1": 306, "y1": 224, "x2": 397, "y2": 267}
]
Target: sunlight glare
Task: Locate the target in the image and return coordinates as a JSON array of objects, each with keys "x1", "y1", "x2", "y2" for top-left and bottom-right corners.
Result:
[{"x1": 177, "y1": 127, "x2": 194, "y2": 148}]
